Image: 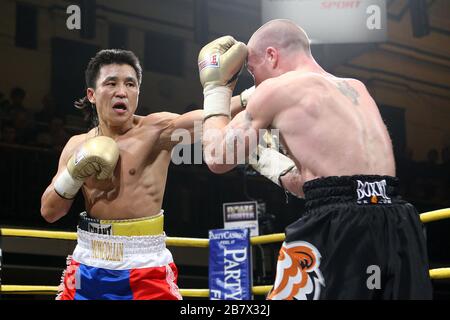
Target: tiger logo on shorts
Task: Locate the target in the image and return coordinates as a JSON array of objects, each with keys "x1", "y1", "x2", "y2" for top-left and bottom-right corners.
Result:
[{"x1": 268, "y1": 241, "x2": 325, "y2": 300}]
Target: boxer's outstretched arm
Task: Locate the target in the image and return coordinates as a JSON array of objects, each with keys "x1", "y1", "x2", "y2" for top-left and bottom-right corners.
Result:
[
  {"x1": 230, "y1": 95, "x2": 244, "y2": 118},
  {"x1": 159, "y1": 106, "x2": 243, "y2": 149},
  {"x1": 40, "y1": 135, "x2": 83, "y2": 223},
  {"x1": 156, "y1": 110, "x2": 203, "y2": 149},
  {"x1": 203, "y1": 81, "x2": 275, "y2": 173},
  {"x1": 171, "y1": 110, "x2": 204, "y2": 131}
]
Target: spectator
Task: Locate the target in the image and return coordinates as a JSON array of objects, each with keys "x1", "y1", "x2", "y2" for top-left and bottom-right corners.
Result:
[
  {"x1": 12, "y1": 109, "x2": 35, "y2": 145},
  {"x1": 34, "y1": 130, "x2": 52, "y2": 148},
  {"x1": 35, "y1": 94, "x2": 61, "y2": 123},
  {"x1": 0, "y1": 121, "x2": 17, "y2": 144},
  {"x1": 34, "y1": 116, "x2": 69, "y2": 151},
  {"x1": 49, "y1": 116, "x2": 69, "y2": 150},
  {"x1": 8, "y1": 87, "x2": 27, "y2": 119}
]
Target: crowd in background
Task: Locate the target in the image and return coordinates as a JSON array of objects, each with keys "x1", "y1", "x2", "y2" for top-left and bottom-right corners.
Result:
[{"x1": 0, "y1": 87, "x2": 81, "y2": 151}]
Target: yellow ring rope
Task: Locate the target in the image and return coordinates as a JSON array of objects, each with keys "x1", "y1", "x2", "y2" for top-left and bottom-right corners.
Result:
[
  {"x1": 2, "y1": 267, "x2": 450, "y2": 297},
  {"x1": 419, "y1": 208, "x2": 450, "y2": 224},
  {"x1": 166, "y1": 237, "x2": 208, "y2": 248},
  {"x1": 1, "y1": 209, "x2": 448, "y2": 243},
  {"x1": 0, "y1": 285, "x2": 273, "y2": 297},
  {"x1": 1, "y1": 285, "x2": 58, "y2": 295},
  {"x1": 0, "y1": 228, "x2": 77, "y2": 240},
  {"x1": 0, "y1": 229, "x2": 287, "y2": 247},
  {"x1": 251, "y1": 233, "x2": 286, "y2": 245},
  {"x1": 0, "y1": 229, "x2": 284, "y2": 246},
  {"x1": 1, "y1": 208, "x2": 449, "y2": 297},
  {"x1": 429, "y1": 268, "x2": 450, "y2": 280},
  {"x1": 0, "y1": 228, "x2": 210, "y2": 247}
]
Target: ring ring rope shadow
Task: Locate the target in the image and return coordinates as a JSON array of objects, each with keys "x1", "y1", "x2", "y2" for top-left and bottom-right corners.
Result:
[{"x1": 1, "y1": 208, "x2": 449, "y2": 297}]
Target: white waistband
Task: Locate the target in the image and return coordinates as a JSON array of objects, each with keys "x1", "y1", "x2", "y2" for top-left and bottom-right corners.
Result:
[
  {"x1": 72, "y1": 228, "x2": 173, "y2": 270},
  {"x1": 76, "y1": 228, "x2": 166, "y2": 253}
]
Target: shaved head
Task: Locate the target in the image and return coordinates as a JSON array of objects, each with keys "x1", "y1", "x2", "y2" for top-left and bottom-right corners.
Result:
[
  {"x1": 246, "y1": 19, "x2": 314, "y2": 86},
  {"x1": 248, "y1": 19, "x2": 311, "y2": 57}
]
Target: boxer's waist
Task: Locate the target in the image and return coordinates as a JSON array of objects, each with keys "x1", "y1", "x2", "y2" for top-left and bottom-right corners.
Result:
[
  {"x1": 74, "y1": 229, "x2": 169, "y2": 269},
  {"x1": 78, "y1": 211, "x2": 164, "y2": 236},
  {"x1": 303, "y1": 175, "x2": 401, "y2": 210}
]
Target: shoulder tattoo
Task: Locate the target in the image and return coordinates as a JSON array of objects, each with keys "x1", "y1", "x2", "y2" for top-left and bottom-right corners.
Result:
[{"x1": 337, "y1": 81, "x2": 360, "y2": 105}]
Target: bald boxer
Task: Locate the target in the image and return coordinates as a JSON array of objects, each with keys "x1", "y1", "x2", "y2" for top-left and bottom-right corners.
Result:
[
  {"x1": 40, "y1": 49, "x2": 244, "y2": 300},
  {"x1": 200, "y1": 20, "x2": 432, "y2": 299}
]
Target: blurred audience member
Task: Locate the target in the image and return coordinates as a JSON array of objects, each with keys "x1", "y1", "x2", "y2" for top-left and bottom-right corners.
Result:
[
  {"x1": 49, "y1": 116, "x2": 69, "y2": 150},
  {"x1": 8, "y1": 87, "x2": 27, "y2": 119},
  {"x1": 12, "y1": 109, "x2": 35, "y2": 145},
  {"x1": 35, "y1": 94, "x2": 61, "y2": 123},
  {"x1": 34, "y1": 116, "x2": 69, "y2": 151},
  {"x1": 0, "y1": 121, "x2": 17, "y2": 144}
]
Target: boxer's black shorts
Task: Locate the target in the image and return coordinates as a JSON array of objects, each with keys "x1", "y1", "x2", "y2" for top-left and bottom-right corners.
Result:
[{"x1": 270, "y1": 175, "x2": 433, "y2": 300}]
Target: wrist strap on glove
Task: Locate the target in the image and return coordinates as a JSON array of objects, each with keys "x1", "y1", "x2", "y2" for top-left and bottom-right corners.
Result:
[
  {"x1": 240, "y1": 86, "x2": 255, "y2": 109},
  {"x1": 203, "y1": 85, "x2": 232, "y2": 121},
  {"x1": 251, "y1": 146, "x2": 295, "y2": 187},
  {"x1": 54, "y1": 168, "x2": 83, "y2": 200}
]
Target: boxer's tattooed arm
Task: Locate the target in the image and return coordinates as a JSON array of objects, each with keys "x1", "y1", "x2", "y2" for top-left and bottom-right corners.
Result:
[
  {"x1": 225, "y1": 112, "x2": 253, "y2": 147},
  {"x1": 244, "y1": 111, "x2": 253, "y2": 130},
  {"x1": 225, "y1": 130, "x2": 243, "y2": 151},
  {"x1": 337, "y1": 81, "x2": 359, "y2": 105},
  {"x1": 224, "y1": 111, "x2": 254, "y2": 163}
]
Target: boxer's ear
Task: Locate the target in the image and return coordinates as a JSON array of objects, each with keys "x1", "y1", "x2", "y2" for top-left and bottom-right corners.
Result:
[
  {"x1": 266, "y1": 47, "x2": 278, "y2": 69},
  {"x1": 87, "y1": 88, "x2": 95, "y2": 104}
]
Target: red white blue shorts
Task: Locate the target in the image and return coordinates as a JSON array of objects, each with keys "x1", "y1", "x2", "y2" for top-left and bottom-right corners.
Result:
[{"x1": 56, "y1": 214, "x2": 182, "y2": 300}]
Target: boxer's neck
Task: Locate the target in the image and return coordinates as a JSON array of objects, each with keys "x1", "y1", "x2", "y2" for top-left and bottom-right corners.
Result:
[
  {"x1": 292, "y1": 57, "x2": 328, "y2": 77},
  {"x1": 97, "y1": 117, "x2": 135, "y2": 138}
]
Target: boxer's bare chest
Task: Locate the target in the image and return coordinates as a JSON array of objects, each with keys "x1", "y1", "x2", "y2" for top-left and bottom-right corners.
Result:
[{"x1": 83, "y1": 124, "x2": 170, "y2": 195}]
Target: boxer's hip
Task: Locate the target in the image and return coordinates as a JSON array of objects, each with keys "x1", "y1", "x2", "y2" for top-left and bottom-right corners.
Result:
[
  {"x1": 73, "y1": 210, "x2": 170, "y2": 270},
  {"x1": 302, "y1": 175, "x2": 402, "y2": 211},
  {"x1": 57, "y1": 211, "x2": 182, "y2": 300},
  {"x1": 288, "y1": 175, "x2": 414, "y2": 243},
  {"x1": 279, "y1": 175, "x2": 431, "y2": 299},
  {"x1": 78, "y1": 210, "x2": 164, "y2": 236}
]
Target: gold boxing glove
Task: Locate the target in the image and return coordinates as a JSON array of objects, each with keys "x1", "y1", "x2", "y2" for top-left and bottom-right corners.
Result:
[
  {"x1": 54, "y1": 136, "x2": 119, "y2": 199},
  {"x1": 198, "y1": 36, "x2": 247, "y2": 120}
]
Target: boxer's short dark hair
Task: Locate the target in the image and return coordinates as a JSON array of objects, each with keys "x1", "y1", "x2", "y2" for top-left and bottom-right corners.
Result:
[
  {"x1": 85, "y1": 49, "x2": 142, "y2": 88},
  {"x1": 75, "y1": 49, "x2": 142, "y2": 129}
]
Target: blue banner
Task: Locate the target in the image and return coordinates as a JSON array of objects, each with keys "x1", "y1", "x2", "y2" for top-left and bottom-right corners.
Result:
[{"x1": 208, "y1": 228, "x2": 252, "y2": 300}]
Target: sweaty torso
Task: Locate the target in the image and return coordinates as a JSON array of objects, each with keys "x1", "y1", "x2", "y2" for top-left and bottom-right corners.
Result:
[
  {"x1": 269, "y1": 72, "x2": 395, "y2": 185},
  {"x1": 73, "y1": 115, "x2": 173, "y2": 220}
]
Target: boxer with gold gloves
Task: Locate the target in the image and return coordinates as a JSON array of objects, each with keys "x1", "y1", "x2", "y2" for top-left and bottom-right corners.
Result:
[{"x1": 40, "y1": 49, "x2": 207, "y2": 300}]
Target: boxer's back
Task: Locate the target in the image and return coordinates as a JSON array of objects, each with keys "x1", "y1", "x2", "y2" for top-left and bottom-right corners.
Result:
[{"x1": 271, "y1": 72, "x2": 395, "y2": 182}]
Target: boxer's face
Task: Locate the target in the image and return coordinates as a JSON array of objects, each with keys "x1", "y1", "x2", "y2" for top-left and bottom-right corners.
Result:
[
  {"x1": 88, "y1": 63, "x2": 139, "y2": 126},
  {"x1": 246, "y1": 48, "x2": 274, "y2": 87}
]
